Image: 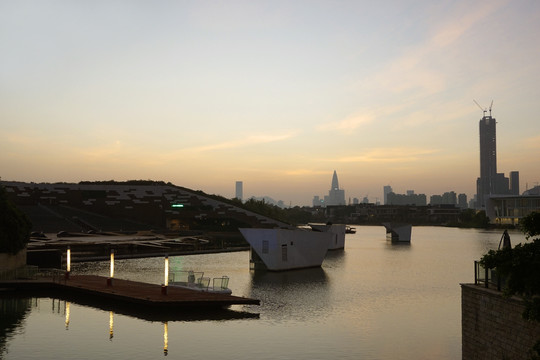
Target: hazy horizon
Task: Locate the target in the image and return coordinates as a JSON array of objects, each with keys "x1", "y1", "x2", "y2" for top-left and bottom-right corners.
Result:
[{"x1": 2, "y1": 1, "x2": 539, "y2": 206}]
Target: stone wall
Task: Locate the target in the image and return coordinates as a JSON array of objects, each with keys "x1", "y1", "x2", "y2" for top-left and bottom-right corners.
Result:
[
  {"x1": 0, "y1": 248, "x2": 27, "y2": 271},
  {"x1": 462, "y1": 283, "x2": 540, "y2": 360}
]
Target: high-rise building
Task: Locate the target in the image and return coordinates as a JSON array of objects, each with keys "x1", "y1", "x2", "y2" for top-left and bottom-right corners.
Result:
[
  {"x1": 476, "y1": 112, "x2": 497, "y2": 208},
  {"x1": 235, "y1": 181, "x2": 243, "y2": 200},
  {"x1": 324, "y1": 170, "x2": 346, "y2": 206},
  {"x1": 475, "y1": 107, "x2": 520, "y2": 208},
  {"x1": 510, "y1": 171, "x2": 520, "y2": 195},
  {"x1": 312, "y1": 195, "x2": 323, "y2": 207},
  {"x1": 458, "y1": 193, "x2": 468, "y2": 209},
  {"x1": 383, "y1": 185, "x2": 393, "y2": 205}
]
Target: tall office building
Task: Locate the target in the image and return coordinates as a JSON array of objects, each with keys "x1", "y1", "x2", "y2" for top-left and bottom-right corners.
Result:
[
  {"x1": 235, "y1": 181, "x2": 243, "y2": 201},
  {"x1": 458, "y1": 193, "x2": 468, "y2": 209},
  {"x1": 510, "y1": 171, "x2": 520, "y2": 195},
  {"x1": 383, "y1": 185, "x2": 393, "y2": 205},
  {"x1": 324, "y1": 170, "x2": 346, "y2": 206}
]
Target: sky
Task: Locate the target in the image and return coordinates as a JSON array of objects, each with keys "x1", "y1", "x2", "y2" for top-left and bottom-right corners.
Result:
[{"x1": 1, "y1": 0, "x2": 540, "y2": 206}]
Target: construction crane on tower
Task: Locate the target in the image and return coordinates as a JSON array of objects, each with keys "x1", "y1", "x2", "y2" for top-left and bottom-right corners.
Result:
[{"x1": 473, "y1": 100, "x2": 494, "y2": 118}]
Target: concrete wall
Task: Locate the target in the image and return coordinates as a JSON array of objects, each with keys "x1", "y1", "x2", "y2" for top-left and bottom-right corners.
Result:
[
  {"x1": 0, "y1": 248, "x2": 27, "y2": 271},
  {"x1": 462, "y1": 283, "x2": 540, "y2": 360}
]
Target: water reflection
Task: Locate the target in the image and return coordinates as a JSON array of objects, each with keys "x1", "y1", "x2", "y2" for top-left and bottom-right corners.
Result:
[
  {"x1": 20, "y1": 297, "x2": 257, "y2": 357},
  {"x1": 249, "y1": 267, "x2": 330, "y2": 321},
  {"x1": 0, "y1": 297, "x2": 32, "y2": 358},
  {"x1": 385, "y1": 241, "x2": 411, "y2": 250},
  {"x1": 5, "y1": 227, "x2": 528, "y2": 360},
  {"x1": 109, "y1": 311, "x2": 113, "y2": 340},
  {"x1": 65, "y1": 301, "x2": 70, "y2": 329},
  {"x1": 163, "y1": 321, "x2": 168, "y2": 356}
]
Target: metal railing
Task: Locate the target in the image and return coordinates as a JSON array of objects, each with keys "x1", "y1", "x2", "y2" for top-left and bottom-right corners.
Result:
[
  {"x1": 169, "y1": 270, "x2": 230, "y2": 292},
  {"x1": 0, "y1": 265, "x2": 39, "y2": 281},
  {"x1": 474, "y1": 261, "x2": 505, "y2": 291},
  {"x1": 0, "y1": 266, "x2": 67, "y2": 284},
  {"x1": 37, "y1": 268, "x2": 68, "y2": 284}
]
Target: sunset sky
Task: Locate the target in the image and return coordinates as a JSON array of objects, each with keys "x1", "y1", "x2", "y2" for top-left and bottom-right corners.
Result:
[{"x1": 1, "y1": 0, "x2": 539, "y2": 206}]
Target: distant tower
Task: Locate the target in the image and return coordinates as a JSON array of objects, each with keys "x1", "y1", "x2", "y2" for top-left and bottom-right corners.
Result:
[
  {"x1": 324, "y1": 170, "x2": 346, "y2": 206},
  {"x1": 331, "y1": 171, "x2": 339, "y2": 191},
  {"x1": 510, "y1": 171, "x2": 520, "y2": 195},
  {"x1": 235, "y1": 181, "x2": 243, "y2": 201},
  {"x1": 383, "y1": 185, "x2": 393, "y2": 205},
  {"x1": 458, "y1": 193, "x2": 468, "y2": 209},
  {"x1": 476, "y1": 107, "x2": 497, "y2": 208}
]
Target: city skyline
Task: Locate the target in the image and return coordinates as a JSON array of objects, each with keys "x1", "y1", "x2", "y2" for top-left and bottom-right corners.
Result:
[{"x1": 2, "y1": 1, "x2": 540, "y2": 206}]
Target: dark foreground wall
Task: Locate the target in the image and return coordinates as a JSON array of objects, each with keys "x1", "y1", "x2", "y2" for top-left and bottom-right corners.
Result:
[{"x1": 462, "y1": 284, "x2": 540, "y2": 360}]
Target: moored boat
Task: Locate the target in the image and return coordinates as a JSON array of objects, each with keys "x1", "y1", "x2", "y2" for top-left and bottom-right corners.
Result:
[{"x1": 239, "y1": 228, "x2": 332, "y2": 271}]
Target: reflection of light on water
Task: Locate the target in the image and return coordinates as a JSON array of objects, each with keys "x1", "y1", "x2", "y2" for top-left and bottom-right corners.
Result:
[
  {"x1": 163, "y1": 322, "x2": 168, "y2": 356},
  {"x1": 109, "y1": 311, "x2": 114, "y2": 340},
  {"x1": 65, "y1": 302, "x2": 70, "y2": 330}
]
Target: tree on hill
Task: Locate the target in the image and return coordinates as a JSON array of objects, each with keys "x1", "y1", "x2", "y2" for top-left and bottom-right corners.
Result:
[{"x1": 0, "y1": 185, "x2": 31, "y2": 254}]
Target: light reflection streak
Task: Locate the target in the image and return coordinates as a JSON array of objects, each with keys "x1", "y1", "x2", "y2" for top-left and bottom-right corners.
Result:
[
  {"x1": 163, "y1": 321, "x2": 168, "y2": 356},
  {"x1": 109, "y1": 311, "x2": 114, "y2": 340},
  {"x1": 65, "y1": 302, "x2": 70, "y2": 330}
]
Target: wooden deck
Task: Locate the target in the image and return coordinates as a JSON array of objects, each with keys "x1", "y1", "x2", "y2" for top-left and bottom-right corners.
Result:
[{"x1": 1, "y1": 275, "x2": 260, "y2": 309}]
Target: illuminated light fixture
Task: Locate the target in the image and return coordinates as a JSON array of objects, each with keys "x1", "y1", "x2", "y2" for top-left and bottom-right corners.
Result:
[
  {"x1": 164, "y1": 256, "x2": 169, "y2": 286},
  {"x1": 66, "y1": 247, "x2": 71, "y2": 275},
  {"x1": 110, "y1": 249, "x2": 115, "y2": 278},
  {"x1": 107, "y1": 249, "x2": 115, "y2": 286},
  {"x1": 162, "y1": 256, "x2": 169, "y2": 295},
  {"x1": 171, "y1": 204, "x2": 184, "y2": 208}
]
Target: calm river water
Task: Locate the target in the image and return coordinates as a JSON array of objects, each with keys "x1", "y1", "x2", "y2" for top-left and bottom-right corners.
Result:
[{"x1": 0, "y1": 226, "x2": 528, "y2": 359}]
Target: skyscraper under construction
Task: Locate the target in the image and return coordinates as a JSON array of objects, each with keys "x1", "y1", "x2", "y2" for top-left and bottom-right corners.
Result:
[{"x1": 475, "y1": 103, "x2": 519, "y2": 208}]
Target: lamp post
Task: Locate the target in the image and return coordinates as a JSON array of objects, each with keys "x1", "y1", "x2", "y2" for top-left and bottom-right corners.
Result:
[
  {"x1": 66, "y1": 247, "x2": 71, "y2": 279},
  {"x1": 107, "y1": 249, "x2": 115, "y2": 286},
  {"x1": 162, "y1": 256, "x2": 169, "y2": 295}
]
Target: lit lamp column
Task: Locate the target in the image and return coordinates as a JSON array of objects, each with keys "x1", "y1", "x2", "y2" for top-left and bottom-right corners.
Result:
[
  {"x1": 162, "y1": 256, "x2": 169, "y2": 295},
  {"x1": 66, "y1": 247, "x2": 71, "y2": 279},
  {"x1": 107, "y1": 249, "x2": 114, "y2": 286}
]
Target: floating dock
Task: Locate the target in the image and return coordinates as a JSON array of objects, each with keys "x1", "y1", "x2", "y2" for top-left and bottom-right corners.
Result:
[{"x1": 1, "y1": 275, "x2": 260, "y2": 310}]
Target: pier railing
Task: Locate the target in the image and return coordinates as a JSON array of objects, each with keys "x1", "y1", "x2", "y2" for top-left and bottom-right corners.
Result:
[
  {"x1": 0, "y1": 265, "x2": 66, "y2": 284},
  {"x1": 37, "y1": 268, "x2": 68, "y2": 284},
  {"x1": 0, "y1": 265, "x2": 39, "y2": 281},
  {"x1": 169, "y1": 270, "x2": 230, "y2": 292},
  {"x1": 474, "y1": 261, "x2": 505, "y2": 291}
]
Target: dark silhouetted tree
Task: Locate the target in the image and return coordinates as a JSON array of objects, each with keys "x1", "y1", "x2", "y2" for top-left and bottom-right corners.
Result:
[{"x1": 0, "y1": 185, "x2": 31, "y2": 254}]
